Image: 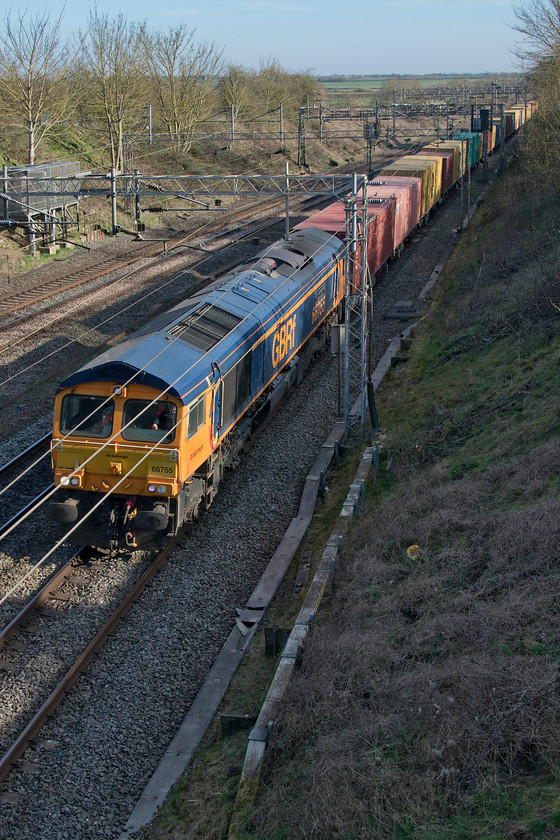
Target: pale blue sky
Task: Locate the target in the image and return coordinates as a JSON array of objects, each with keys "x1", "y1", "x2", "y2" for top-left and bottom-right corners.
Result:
[{"x1": 20, "y1": 0, "x2": 525, "y2": 75}]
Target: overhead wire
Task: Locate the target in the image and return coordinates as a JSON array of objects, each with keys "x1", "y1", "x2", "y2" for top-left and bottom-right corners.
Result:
[
  {"x1": 10, "y1": 149, "x2": 426, "y2": 592},
  {"x1": 0, "y1": 118, "x2": 474, "y2": 528}
]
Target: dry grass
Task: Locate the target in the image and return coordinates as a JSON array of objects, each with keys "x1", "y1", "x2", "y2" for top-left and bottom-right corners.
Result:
[{"x1": 242, "y1": 452, "x2": 560, "y2": 839}]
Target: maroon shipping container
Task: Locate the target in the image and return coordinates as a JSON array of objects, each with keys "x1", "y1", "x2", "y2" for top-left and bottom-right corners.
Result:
[
  {"x1": 505, "y1": 113, "x2": 514, "y2": 138},
  {"x1": 294, "y1": 203, "x2": 346, "y2": 241},
  {"x1": 415, "y1": 150, "x2": 455, "y2": 194},
  {"x1": 367, "y1": 176, "x2": 422, "y2": 247}
]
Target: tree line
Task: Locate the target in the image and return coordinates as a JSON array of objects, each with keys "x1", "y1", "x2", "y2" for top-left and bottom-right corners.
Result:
[{"x1": 0, "y1": 9, "x2": 317, "y2": 169}]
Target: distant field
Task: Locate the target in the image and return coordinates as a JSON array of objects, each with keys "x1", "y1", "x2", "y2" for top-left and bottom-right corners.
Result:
[
  {"x1": 319, "y1": 76, "x2": 502, "y2": 105},
  {"x1": 323, "y1": 78, "x2": 441, "y2": 89}
]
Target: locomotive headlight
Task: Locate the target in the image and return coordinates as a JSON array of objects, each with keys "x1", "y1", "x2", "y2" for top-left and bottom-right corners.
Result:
[
  {"x1": 147, "y1": 484, "x2": 156, "y2": 493},
  {"x1": 60, "y1": 475, "x2": 70, "y2": 486},
  {"x1": 157, "y1": 484, "x2": 167, "y2": 494},
  {"x1": 70, "y1": 477, "x2": 80, "y2": 487}
]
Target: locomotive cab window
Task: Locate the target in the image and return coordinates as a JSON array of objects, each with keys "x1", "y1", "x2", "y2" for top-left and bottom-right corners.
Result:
[
  {"x1": 122, "y1": 399, "x2": 177, "y2": 443},
  {"x1": 187, "y1": 395, "x2": 205, "y2": 439},
  {"x1": 60, "y1": 394, "x2": 115, "y2": 438}
]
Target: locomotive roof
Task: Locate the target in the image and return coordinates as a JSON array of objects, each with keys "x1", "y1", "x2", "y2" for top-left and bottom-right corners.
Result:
[{"x1": 58, "y1": 227, "x2": 343, "y2": 405}]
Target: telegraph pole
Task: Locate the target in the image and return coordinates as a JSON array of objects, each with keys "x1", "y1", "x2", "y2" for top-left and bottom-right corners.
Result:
[
  {"x1": 297, "y1": 108, "x2": 306, "y2": 167},
  {"x1": 2, "y1": 164, "x2": 7, "y2": 220},
  {"x1": 342, "y1": 174, "x2": 371, "y2": 435},
  {"x1": 134, "y1": 170, "x2": 141, "y2": 229},
  {"x1": 110, "y1": 166, "x2": 118, "y2": 234},
  {"x1": 143, "y1": 105, "x2": 152, "y2": 144},
  {"x1": 284, "y1": 162, "x2": 290, "y2": 241},
  {"x1": 499, "y1": 103, "x2": 506, "y2": 173}
]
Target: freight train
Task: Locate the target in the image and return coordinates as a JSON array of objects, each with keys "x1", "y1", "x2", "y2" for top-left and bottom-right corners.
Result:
[
  {"x1": 47, "y1": 227, "x2": 346, "y2": 548},
  {"x1": 46, "y1": 102, "x2": 536, "y2": 549}
]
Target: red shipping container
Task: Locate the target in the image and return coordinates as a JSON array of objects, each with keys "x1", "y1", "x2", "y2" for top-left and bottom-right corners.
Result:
[
  {"x1": 294, "y1": 202, "x2": 346, "y2": 241},
  {"x1": 481, "y1": 130, "x2": 493, "y2": 155},
  {"x1": 295, "y1": 201, "x2": 361, "y2": 291},
  {"x1": 367, "y1": 176, "x2": 421, "y2": 247},
  {"x1": 359, "y1": 188, "x2": 395, "y2": 276},
  {"x1": 415, "y1": 150, "x2": 454, "y2": 194},
  {"x1": 295, "y1": 189, "x2": 396, "y2": 289}
]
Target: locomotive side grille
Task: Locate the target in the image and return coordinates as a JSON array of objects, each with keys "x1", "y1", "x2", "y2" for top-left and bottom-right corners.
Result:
[{"x1": 168, "y1": 304, "x2": 242, "y2": 351}]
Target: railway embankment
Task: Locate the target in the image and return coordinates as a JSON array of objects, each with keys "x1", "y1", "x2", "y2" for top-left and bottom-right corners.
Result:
[{"x1": 143, "y1": 158, "x2": 560, "y2": 839}]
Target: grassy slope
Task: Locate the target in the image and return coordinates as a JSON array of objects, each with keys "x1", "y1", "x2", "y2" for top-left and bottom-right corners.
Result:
[{"x1": 236, "y1": 162, "x2": 560, "y2": 839}]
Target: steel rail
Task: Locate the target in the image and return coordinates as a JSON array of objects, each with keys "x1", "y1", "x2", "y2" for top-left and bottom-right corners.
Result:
[
  {"x1": 0, "y1": 216, "x2": 278, "y2": 347},
  {"x1": 0, "y1": 194, "x2": 289, "y2": 331},
  {"x1": 0, "y1": 433, "x2": 51, "y2": 477},
  {"x1": 0, "y1": 188, "x2": 331, "y2": 347},
  {"x1": 0, "y1": 537, "x2": 178, "y2": 783},
  {"x1": 0, "y1": 550, "x2": 82, "y2": 648},
  {"x1": 0, "y1": 148, "x2": 400, "y2": 333},
  {"x1": 0, "y1": 249, "x2": 158, "y2": 319},
  {"x1": 0, "y1": 485, "x2": 53, "y2": 537}
]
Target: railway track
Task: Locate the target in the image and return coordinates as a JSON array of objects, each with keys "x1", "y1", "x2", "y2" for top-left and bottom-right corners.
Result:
[
  {"x1": 0, "y1": 434, "x2": 53, "y2": 537},
  {"x1": 0, "y1": 485, "x2": 53, "y2": 538},
  {"x1": 0, "y1": 538, "x2": 178, "y2": 786},
  {"x1": 0, "y1": 208, "x2": 316, "y2": 375},
  {"x1": 0, "y1": 433, "x2": 51, "y2": 478},
  {"x1": 0, "y1": 146, "x2": 409, "y2": 334},
  {"x1": 0, "y1": 249, "x2": 151, "y2": 318},
  {"x1": 0, "y1": 195, "x2": 292, "y2": 328}
]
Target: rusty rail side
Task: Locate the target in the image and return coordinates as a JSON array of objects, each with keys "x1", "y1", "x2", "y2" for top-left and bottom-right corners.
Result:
[{"x1": 0, "y1": 538, "x2": 177, "y2": 783}]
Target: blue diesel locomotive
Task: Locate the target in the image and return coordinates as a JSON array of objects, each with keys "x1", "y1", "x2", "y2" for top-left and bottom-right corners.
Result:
[{"x1": 47, "y1": 227, "x2": 345, "y2": 548}]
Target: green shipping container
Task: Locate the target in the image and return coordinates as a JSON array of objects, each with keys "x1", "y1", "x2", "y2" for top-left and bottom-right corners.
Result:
[{"x1": 453, "y1": 132, "x2": 480, "y2": 169}]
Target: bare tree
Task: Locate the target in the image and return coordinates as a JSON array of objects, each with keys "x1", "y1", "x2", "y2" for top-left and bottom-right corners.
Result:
[
  {"x1": 81, "y1": 11, "x2": 145, "y2": 170},
  {"x1": 256, "y1": 59, "x2": 285, "y2": 114},
  {"x1": 142, "y1": 25, "x2": 222, "y2": 151},
  {"x1": 512, "y1": 1, "x2": 560, "y2": 189},
  {"x1": 513, "y1": 0, "x2": 560, "y2": 61},
  {"x1": 286, "y1": 71, "x2": 319, "y2": 117},
  {"x1": 219, "y1": 65, "x2": 254, "y2": 122},
  {"x1": 0, "y1": 9, "x2": 73, "y2": 165}
]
